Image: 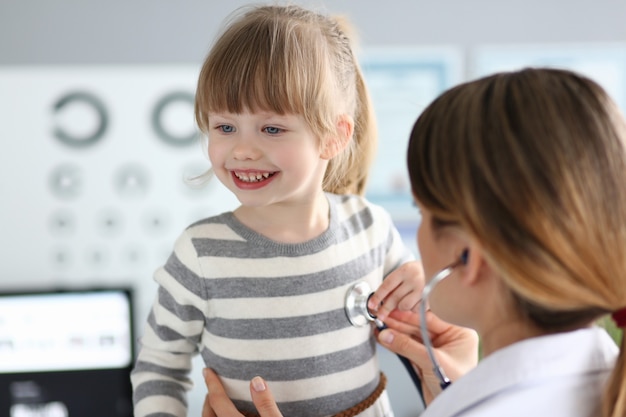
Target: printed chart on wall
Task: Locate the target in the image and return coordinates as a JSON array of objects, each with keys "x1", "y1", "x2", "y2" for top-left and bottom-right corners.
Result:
[
  {"x1": 0, "y1": 66, "x2": 238, "y2": 324},
  {"x1": 473, "y1": 43, "x2": 626, "y2": 113},
  {"x1": 360, "y1": 47, "x2": 464, "y2": 256}
]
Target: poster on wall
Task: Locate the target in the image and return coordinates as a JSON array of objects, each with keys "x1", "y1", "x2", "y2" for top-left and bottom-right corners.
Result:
[
  {"x1": 472, "y1": 43, "x2": 626, "y2": 112},
  {"x1": 360, "y1": 47, "x2": 464, "y2": 255}
]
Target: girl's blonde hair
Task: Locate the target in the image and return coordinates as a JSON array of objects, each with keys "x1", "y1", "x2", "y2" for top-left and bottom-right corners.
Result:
[
  {"x1": 194, "y1": 4, "x2": 376, "y2": 195},
  {"x1": 407, "y1": 68, "x2": 626, "y2": 417}
]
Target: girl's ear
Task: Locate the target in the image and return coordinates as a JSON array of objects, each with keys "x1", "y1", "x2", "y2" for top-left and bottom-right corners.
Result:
[{"x1": 321, "y1": 114, "x2": 354, "y2": 159}]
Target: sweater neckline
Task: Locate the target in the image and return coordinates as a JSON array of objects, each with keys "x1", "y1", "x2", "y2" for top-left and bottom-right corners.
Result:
[{"x1": 222, "y1": 193, "x2": 339, "y2": 254}]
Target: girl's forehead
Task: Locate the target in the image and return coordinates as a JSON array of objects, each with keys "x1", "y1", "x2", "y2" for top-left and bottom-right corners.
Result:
[{"x1": 208, "y1": 110, "x2": 297, "y2": 119}]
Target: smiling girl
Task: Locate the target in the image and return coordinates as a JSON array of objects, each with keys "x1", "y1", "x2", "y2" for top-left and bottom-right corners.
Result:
[{"x1": 130, "y1": 4, "x2": 423, "y2": 417}]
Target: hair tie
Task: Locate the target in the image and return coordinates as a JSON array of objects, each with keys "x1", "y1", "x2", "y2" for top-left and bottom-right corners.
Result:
[{"x1": 611, "y1": 307, "x2": 626, "y2": 328}]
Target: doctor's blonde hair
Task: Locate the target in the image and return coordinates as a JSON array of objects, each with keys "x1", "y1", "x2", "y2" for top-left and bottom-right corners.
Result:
[
  {"x1": 407, "y1": 68, "x2": 626, "y2": 417},
  {"x1": 194, "y1": 4, "x2": 376, "y2": 196}
]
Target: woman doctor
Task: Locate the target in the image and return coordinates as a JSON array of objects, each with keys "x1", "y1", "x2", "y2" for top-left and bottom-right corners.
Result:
[{"x1": 202, "y1": 68, "x2": 626, "y2": 417}]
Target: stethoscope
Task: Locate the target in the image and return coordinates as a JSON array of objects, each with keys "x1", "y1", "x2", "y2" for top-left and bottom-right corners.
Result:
[{"x1": 344, "y1": 249, "x2": 468, "y2": 404}]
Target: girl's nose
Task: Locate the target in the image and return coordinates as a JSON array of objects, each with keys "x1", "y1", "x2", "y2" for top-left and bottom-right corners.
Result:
[{"x1": 232, "y1": 136, "x2": 261, "y2": 160}]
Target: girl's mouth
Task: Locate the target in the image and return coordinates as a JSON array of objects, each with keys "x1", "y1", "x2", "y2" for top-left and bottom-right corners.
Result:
[{"x1": 232, "y1": 171, "x2": 276, "y2": 183}]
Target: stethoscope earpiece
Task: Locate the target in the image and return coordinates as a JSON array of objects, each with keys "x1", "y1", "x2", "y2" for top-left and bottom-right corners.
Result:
[{"x1": 460, "y1": 249, "x2": 469, "y2": 265}]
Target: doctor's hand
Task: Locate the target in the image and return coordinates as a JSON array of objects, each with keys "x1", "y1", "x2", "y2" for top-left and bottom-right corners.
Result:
[
  {"x1": 368, "y1": 260, "x2": 424, "y2": 322},
  {"x1": 376, "y1": 309, "x2": 479, "y2": 405},
  {"x1": 202, "y1": 368, "x2": 283, "y2": 417}
]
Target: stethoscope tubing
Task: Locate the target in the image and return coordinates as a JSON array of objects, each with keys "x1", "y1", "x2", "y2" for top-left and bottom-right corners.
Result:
[
  {"x1": 418, "y1": 253, "x2": 467, "y2": 390},
  {"x1": 419, "y1": 265, "x2": 455, "y2": 390}
]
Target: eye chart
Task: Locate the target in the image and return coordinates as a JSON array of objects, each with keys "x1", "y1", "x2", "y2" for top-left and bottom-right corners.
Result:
[{"x1": 0, "y1": 66, "x2": 238, "y2": 321}]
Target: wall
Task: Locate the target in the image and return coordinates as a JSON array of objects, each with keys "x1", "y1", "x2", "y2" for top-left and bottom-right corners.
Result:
[{"x1": 2, "y1": 0, "x2": 626, "y2": 65}]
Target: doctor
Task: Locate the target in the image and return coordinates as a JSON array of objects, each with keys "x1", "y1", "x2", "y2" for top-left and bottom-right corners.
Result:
[{"x1": 202, "y1": 68, "x2": 626, "y2": 417}]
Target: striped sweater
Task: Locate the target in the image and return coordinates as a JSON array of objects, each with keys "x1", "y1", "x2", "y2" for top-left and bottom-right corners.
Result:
[{"x1": 131, "y1": 193, "x2": 413, "y2": 417}]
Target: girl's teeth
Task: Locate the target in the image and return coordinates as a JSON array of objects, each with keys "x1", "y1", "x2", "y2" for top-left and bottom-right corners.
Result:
[{"x1": 236, "y1": 172, "x2": 271, "y2": 182}]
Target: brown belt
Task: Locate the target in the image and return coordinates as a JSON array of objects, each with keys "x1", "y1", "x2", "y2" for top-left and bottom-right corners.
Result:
[
  {"x1": 241, "y1": 372, "x2": 387, "y2": 417},
  {"x1": 332, "y1": 372, "x2": 387, "y2": 417}
]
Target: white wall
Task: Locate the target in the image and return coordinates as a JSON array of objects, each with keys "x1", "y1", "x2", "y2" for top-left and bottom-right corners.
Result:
[{"x1": 2, "y1": 0, "x2": 626, "y2": 65}]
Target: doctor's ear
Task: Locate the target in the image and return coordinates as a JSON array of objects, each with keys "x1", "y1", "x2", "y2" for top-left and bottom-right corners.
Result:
[
  {"x1": 321, "y1": 115, "x2": 354, "y2": 159},
  {"x1": 459, "y1": 243, "x2": 490, "y2": 286}
]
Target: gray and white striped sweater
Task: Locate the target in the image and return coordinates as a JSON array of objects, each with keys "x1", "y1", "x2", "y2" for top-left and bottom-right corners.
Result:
[{"x1": 131, "y1": 193, "x2": 413, "y2": 417}]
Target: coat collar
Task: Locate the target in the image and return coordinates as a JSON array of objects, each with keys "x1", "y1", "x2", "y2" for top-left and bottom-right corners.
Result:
[{"x1": 422, "y1": 327, "x2": 618, "y2": 417}]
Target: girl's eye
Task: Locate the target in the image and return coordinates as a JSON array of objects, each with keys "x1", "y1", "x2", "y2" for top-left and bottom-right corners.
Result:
[
  {"x1": 263, "y1": 126, "x2": 282, "y2": 135},
  {"x1": 217, "y1": 124, "x2": 235, "y2": 133}
]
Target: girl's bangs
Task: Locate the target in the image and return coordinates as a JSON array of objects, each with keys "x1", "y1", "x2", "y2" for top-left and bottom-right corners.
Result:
[{"x1": 203, "y1": 46, "x2": 311, "y2": 117}]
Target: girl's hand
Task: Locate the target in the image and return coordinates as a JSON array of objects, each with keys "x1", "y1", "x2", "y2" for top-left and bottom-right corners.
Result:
[
  {"x1": 203, "y1": 369, "x2": 283, "y2": 417},
  {"x1": 368, "y1": 261, "x2": 424, "y2": 322},
  {"x1": 376, "y1": 309, "x2": 479, "y2": 404}
]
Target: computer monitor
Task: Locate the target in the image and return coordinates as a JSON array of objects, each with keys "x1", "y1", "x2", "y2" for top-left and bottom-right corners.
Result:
[{"x1": 0, "y1": 287, "x2": 134, "y2": 417}]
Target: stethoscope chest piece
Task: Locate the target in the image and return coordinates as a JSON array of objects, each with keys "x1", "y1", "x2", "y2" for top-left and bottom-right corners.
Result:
[{"x1": 345, "y1": 281, "x2": 375, "y2": 327}]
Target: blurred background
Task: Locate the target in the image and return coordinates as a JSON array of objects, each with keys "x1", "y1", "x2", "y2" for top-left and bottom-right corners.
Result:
[{"x1": 1, "y1": 1, "x2": 625, "y2": 416}]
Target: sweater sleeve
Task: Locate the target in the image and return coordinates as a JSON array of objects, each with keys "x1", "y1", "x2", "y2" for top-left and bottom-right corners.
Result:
[{"x1": 131, "y1": 230, "x2": 208, "y2": 417}]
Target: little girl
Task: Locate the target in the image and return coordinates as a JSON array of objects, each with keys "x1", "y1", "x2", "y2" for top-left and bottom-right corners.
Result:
[{"x1": 131, "y1": 4, "x2": 422, "y2": 417}]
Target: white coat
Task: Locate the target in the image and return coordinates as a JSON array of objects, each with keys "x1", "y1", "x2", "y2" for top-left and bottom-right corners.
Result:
[{"x1": 422, "y1": 327, "x2": 618, "y2": 417}]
